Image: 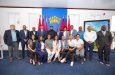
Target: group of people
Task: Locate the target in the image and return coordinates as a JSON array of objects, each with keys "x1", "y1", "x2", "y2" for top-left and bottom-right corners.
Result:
[{"x1": 3, "y1": 24, "x2": 112, "y2": 67}]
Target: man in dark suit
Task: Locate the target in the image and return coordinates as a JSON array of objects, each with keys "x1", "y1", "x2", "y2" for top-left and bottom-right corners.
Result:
[
  {"x1": 37, "y1": 25, "x2": 46, "y2": 40},
  {"x1": 29, "y1": 27, "x2": 37, "y2": 40},
  {"x1": 96, "y1": 25, "x2": 112, "y2": 66},
  {"x1": 57, "y1": 28, "x2": 63, "y2": 40},
  {"x1": 69, "y1": 25, "x2": 77, "y2": 39},
  {"x1": 20, "y1": 25, "x2": 30, "y2": 59},
  {"x1": 3, "y1": 24, "x2": 21, "y2": 62},
  {"x1": 47, "y1": 26, "x2": 57, "y2": 39}
]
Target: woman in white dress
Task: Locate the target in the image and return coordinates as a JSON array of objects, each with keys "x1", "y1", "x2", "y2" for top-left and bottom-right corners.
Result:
[{"x1": 53, "y1": 35, "x2": 61, "y2": 61}]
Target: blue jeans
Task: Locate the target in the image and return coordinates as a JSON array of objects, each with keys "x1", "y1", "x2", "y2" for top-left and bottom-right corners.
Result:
[
  {"x1": 76, "y1": 48, "x2": 84, "y2": 57},
  {"x1": 84, "y1": 41, "x2": 94, "y2": 60}
]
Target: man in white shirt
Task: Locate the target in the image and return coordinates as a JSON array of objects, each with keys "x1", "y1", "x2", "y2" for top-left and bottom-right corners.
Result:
[
  {"x1": 84, "y1": 26, "x2": 97, "y2": 61},
  {"x1": 75, "y1": 34, "x2": 84, "y2": 64}
]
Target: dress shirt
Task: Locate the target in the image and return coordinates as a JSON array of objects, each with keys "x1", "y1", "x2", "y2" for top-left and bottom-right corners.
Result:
[
  {"x1": 11, "y1": 30, "x2": 17, "y2": 42},
  {"x1": 84, "y1": 31, "x2": 97, "y2": 43}
]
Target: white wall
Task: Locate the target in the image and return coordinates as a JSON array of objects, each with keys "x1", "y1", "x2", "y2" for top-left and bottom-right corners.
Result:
[
  {"x1": 67, "y1": 9, "x2": 115, "y2": 31},
  {"x1": 0, "y1": 8, "x2": 42, "y2": 50},
  {"x1": 112, "y1": 16, "x2": 115, "y2": 32},
  {"x1": 67, "y1": 9, "x2": 115, "y2": 50},
  {"x1": 0, "y1": 8, "x2": 115, "y2": 50}
]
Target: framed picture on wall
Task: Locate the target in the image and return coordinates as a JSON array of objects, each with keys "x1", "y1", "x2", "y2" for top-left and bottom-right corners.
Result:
[
  {"x1": 84, "y1": 19, "x2": 110, "y2": 31},
  {"x1": 84, "y1": 19, "x2": 110, "y2": 51}
]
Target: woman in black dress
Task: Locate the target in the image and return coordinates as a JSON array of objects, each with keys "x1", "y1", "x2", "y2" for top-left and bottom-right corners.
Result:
[{"x1": 28, "y1": 35, "x2": 36, "y2": 65}]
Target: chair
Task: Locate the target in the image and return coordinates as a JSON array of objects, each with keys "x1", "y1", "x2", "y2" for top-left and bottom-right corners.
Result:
[{"x1": 0, "y1": 45, "x2": 3, "y2": 59}]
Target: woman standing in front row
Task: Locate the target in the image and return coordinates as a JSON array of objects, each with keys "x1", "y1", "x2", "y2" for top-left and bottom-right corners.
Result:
[{"x1": 36, "y1": 36, "x2": 47, "y2": 65}]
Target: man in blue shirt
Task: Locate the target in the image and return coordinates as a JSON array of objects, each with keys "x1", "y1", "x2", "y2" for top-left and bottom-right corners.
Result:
[
  {"x1": 4, "y1": 25, "x2": 21, "y2": 62},
  {"x1": 77, "y1": 26, "x2": 84, "y2": 40}
]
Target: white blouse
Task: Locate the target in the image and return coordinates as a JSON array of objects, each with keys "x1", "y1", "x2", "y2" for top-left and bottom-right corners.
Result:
[
  {"x1": 68, "y1": 39, "x2": 76, "y2": 47},
  {"x1": 41, "y1": 42, "x2": 45, "y2": 49},
  {"x1": 53, "y1": 40, "x2": 61, "y2": 50},
  {"x1": 75, "y1": 39, "x2": 84, "y2": 48}
]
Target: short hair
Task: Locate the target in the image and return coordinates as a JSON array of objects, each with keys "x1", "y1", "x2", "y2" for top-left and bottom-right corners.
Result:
[{"x1": 76, "y1": 34, "x2": 80, "y2": 37}]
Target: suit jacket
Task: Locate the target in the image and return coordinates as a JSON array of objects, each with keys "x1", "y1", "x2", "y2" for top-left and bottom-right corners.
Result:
[
  {"x1": 47, "y1": 30, "x2": 57, "y2": 39},
  {"x1": 63, "y1": 31, "x2": 69, "y2": 40},
  {"x1": 69, "y1": 29, "x2": 77, "y2": 38},
  {"x1": 53, "y1": 40, "x2": 61, "y2": 50},
  {"x1": 37, "y1": 30, "x2": 46, "y2": 40},
  {"x1": 3, "y1": 30, "x2": 20, "y2": 46},
  {"x1": 29, "y1": 31, "x2": 37, "y2": 39},
  {"x1": 36, "y1": 40, "x2": 46, "y2": 53},
  {"x1": 61, "y1": 40, "x2": 68, "y2": 49},
  {"x1": 96, "y1": 31, "x2": 112, "y2": 47},
  {"x1": 57, "y1": 31, "x2": 63, "y2": 40},
  {"x1": 19, "y1": 30, "x2": 30, "y2": 43}
]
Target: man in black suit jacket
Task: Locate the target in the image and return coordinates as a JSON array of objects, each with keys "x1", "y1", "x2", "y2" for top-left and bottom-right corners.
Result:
[
  {"x1": 37, "y1": 25, "x2": 46, "y2": 40},
  {"x1": 57, "y1": 28, "x2": 63, "y2": 40},
  {"x1": 3, "y1": 25, "x2": 21, "y2": 62},
  {"x1": 29, "y1": 27, "x2": 37, "y2": 40},
  {"x1": 96, "y1": 25, "x2": 112, "y2": 66},
  {"x1": 47, "y1": 26, "x2": 57, "y2": 39},
  {"x1": 20, "y1": 25, "x2": 30, "y2": 59}
]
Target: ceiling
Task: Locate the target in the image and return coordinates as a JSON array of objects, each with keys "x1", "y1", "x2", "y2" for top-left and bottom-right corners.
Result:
[{"x1": 0, "y1": 0, "x2": 115, "y2": 9}]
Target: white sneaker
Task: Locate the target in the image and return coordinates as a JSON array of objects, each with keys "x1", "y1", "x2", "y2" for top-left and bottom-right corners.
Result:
[
  {"x1": 106, "y1": 63, "x2": 110, "y2": 66},
  {"x1": 33, "y1": 60, "x2": 36, "y2": 65},
  {"x1": 70, "y1": 62, "x2": 74, "y2": 67},
  {"x1": 38, "y1": 62, "x2": 41, "y2": 65},
  {"x1": 29, "y1": 59, "x2": 32, "y2": 64},
  {"x1": 100, "y1": 61, "x2": 104, "y2": 64},
  {"x1": 61, "y1": 59, "x2": 65, "y2": 63}
]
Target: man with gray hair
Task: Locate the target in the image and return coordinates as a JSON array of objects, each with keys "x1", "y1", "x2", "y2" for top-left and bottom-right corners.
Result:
[
  {"x1": 4, "y1": 24, "x2": 21, "y2": 62},
  {"x1": 84, "y1": 26, "x2": 97, "y2": 61}
]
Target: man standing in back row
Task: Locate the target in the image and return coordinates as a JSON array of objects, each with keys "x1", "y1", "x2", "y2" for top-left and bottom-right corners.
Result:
[
  {"x1": 4, "y1": 25, "x2": 21, "y2": 62},
  {"x1": 84, "y1": 26, "x2": 97, "y2": 61},
  {"x1": 47, "y1": 26, "x2": 57, "y2": 39},
  {"x1": 96, "y1": 25, "x2": 112, "y2": 66},
  {"x1": 20, "y1": 25, "x2": 30, "y2": 59},
  {"x1": 69, "y1": 25, "x2": 77, "y2": 39}
]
